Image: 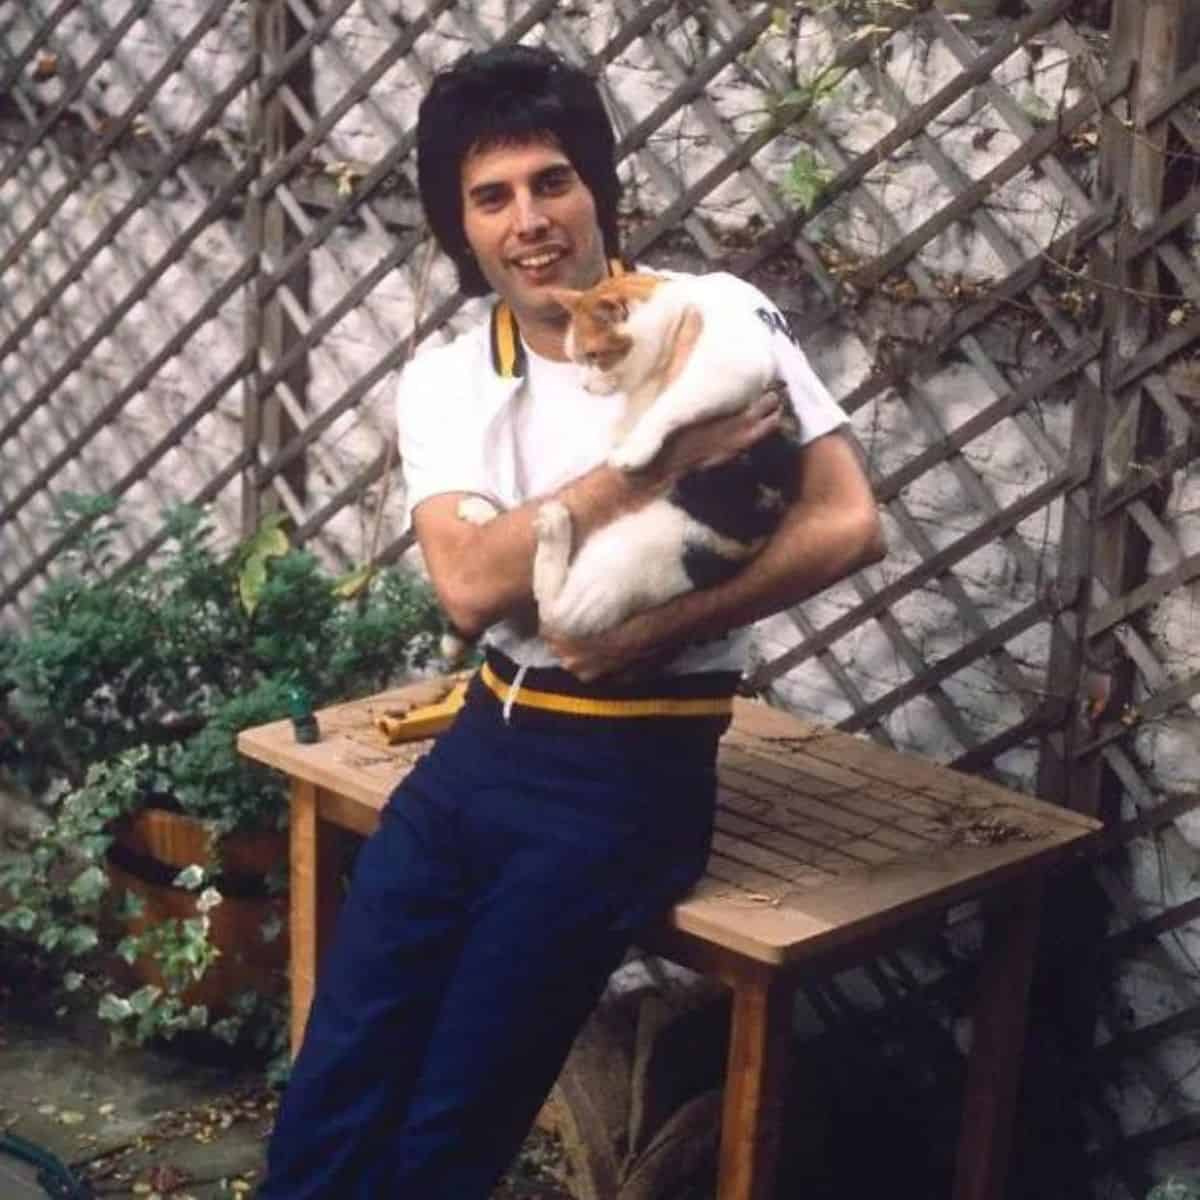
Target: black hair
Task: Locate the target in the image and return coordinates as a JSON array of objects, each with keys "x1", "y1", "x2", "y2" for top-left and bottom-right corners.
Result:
[{"x1": 416, "y1": 44, "x2": 621, "y2": 297}]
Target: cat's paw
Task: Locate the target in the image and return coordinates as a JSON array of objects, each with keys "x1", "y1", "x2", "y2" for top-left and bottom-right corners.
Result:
[
  {"x1": 543, "y1": 585, "x2": 624, "y2": 639},
  {"x1": 533, "y1": 500, "x2": 571, "y2": 546},
  {"x1": 457, "y1": 496, "x2": 499, "y2": 526},
  {"x1": 583, "y1": 371, "x2": 619, "y2": 396},
  {"x1": 608, "y1": 433, "x2": 662, "y2": 473}
]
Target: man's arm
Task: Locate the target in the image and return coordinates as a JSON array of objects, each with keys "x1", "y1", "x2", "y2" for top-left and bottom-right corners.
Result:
[
  {"x1": 413, "y1": 394, "x2": 785, "y2": 639},
  {"x1": 543, "y1": 430, "x2": 885, "y2": 681}
]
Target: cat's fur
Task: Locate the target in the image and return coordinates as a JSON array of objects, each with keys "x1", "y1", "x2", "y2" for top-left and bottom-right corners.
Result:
[{"x1": 530, "y1": 272, "x2": 796, "y2": 639}]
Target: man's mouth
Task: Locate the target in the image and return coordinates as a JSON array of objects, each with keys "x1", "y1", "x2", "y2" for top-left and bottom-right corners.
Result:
[{"x1": 511, "y1": 247, "x2": 568, "y2": 274}]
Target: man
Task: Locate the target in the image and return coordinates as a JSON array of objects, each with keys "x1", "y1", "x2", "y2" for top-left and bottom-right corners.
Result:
[{"x1": 259, "y1": 44, "x2": 883, "y2": 1200}]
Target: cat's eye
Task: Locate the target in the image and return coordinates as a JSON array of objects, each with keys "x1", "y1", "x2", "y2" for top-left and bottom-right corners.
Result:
[{"x1": 596, "y1": 299, "x2": 628, "y2": 323}]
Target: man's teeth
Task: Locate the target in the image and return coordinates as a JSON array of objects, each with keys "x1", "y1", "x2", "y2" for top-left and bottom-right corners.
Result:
[{"x1": 516, "y1": 251, "x2": 563, "y2": 269}]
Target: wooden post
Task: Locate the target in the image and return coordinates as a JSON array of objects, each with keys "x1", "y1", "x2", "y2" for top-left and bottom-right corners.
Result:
[
  {"x1": 244, "y1": 0, "x2": 313, "y2": 536},
  {"x1": 288, "y1": 779, "x2": 340, "y2": 1057},
  {"x1": 717, "y1": 964, "x2": 792, "y2": 1200},
  {"x1": 1033, "y1": 2, "x2": 1200, "y2": 1186},
  {"x1": 952, "y1": 883, "x2": 1043, "y2": 1200},
  {"x1": 1038, "y1": 0, "x2": 1197, "y2": 820}
]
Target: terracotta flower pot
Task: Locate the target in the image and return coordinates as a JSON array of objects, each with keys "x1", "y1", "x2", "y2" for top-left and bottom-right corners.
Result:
[{"x1": 105, "y1": 807, "x2": 287, "y2": 1013}]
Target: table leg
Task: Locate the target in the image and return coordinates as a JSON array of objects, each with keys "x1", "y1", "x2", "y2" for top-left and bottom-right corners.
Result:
[
  {"x1": 288, "y1": 779, "x2": 340, "y2": 1058},
  {"x1": 952, "y1": 880, "x2": 1044, "y2": 1200},
  {"x1": 717, "y1": 964, "x2": 792, "y2": 1200}
]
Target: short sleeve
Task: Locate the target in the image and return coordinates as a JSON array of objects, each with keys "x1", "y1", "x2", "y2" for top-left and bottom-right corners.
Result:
[
  {"x1": 709, "y1": 272, "x2": 847, "y2": 447},
  {"x1": 753, "y1": 299, "x2": 847, "y2": 446},
  {"x1": 394, "y1": 341, "x2": 493, "y2": 527}
]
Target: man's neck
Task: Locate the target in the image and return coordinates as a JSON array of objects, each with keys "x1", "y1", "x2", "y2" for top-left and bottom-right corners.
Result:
[{"x1": 513, "y1": 310, "x2": 570, "y2": 362}]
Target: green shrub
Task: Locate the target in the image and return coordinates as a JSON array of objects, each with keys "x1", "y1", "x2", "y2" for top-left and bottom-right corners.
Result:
[{"x1": 0, "y1": 494, "x2": 444, "y2": 1053}]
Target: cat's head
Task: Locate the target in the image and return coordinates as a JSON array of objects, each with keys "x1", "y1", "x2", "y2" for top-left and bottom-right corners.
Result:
[{"x1": 545, "y1": 275, "x2": 662, "y2": 373}]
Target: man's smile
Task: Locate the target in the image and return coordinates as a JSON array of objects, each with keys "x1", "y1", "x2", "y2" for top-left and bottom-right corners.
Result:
[{"x1": 510, "y1": 246, "x2": 569, "y2": 277}]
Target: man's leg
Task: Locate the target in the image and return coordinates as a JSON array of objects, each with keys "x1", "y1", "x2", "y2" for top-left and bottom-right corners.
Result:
[
  {"x1": 381, "y1": 869, "x2": 633, "y2": 1196},
  {"x1": 258, "y1": 775, "x2": 468, "y2": 1200},
  {"x1": 367, "y1": 726, "x2": 718, "y2": 1198}
]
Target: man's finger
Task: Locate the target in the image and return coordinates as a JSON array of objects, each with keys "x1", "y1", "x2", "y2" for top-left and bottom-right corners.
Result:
[{"x1": 746, "y1": 387, "x2": 785, "y2": 420}]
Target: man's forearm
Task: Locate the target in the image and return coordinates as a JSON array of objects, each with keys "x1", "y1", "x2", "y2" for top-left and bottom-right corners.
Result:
[
  {"x1": 544, "y1": 431, "x2": 886, "y2": 681},
  {"x1": 416, "y1": 463, "x2": 666, "y2": 638},
  {"x1": 415, "y1": 396, "x2": 785, "y2": 638},
  {"x1": 631, "y1": 487, "x2": 882, "y2": 653}
]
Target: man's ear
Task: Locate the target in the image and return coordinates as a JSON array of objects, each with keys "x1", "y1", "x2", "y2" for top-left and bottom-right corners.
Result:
[{"x1": 543, "y1": 286, "x2": 583, "y2": 313}]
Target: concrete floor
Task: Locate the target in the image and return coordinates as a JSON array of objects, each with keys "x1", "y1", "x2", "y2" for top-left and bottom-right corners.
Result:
[{"x1": 0, "y1": 979, "x2": 571, "y2": 1199}]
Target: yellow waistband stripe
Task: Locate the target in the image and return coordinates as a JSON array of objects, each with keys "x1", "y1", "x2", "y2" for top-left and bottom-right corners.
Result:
[{"x1": 479, "y1": 662, "x2": 733, "y2": 719}]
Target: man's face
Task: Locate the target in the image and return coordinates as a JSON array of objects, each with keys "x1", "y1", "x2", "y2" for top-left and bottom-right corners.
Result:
[{"x1": 460, "y1": 136, "x2": 608, "y2": 351}]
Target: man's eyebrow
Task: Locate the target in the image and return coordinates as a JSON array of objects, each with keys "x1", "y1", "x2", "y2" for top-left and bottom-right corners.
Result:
[{"x1": 465, "y1": 180, "x2": 508, "y2": 201}]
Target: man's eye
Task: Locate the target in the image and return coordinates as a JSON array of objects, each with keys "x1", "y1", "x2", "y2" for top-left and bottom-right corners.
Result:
[
  {"x1": 472, "y1": 189, "x2": 507, "y2": 210},
  {"x1": 537, "y1": 171, "x2": 573, "y2": 195}
]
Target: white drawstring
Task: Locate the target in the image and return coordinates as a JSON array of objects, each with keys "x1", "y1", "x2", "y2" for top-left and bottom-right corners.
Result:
[{"x1": 502, "y1": 661, "x2": 530, "y2": 724}]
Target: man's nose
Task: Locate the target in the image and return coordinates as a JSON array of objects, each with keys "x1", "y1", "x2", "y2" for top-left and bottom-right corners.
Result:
[{"x1": 513, "y1": 190, "x2": 550, "y2": 237}]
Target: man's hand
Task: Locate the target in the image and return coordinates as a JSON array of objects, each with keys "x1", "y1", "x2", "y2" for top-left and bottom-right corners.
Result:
[
  {"x1": 647, "y1": 388, "x2": 785, "y2": 485},
  {"x1": 541, "y1": 612, "x2": 674, "y2": 683}
]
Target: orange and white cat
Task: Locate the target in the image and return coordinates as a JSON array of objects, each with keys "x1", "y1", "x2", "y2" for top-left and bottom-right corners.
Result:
[{"x1": 528, "y1": 271, "x2": 790, "y2": 639}]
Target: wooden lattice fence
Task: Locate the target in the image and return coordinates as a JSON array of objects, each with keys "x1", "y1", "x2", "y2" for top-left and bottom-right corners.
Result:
[{"x1": 2, "y1": 0, "x2": 1200, "y2": 1194}]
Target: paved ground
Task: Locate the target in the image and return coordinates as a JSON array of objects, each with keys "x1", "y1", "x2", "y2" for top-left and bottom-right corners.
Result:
[
  {"x1": 0, "y1": 944, "x2": 573, "y2": 1200},
  {"x1": 0, "y1": 781, "x2": 572, "y2": 1200}
]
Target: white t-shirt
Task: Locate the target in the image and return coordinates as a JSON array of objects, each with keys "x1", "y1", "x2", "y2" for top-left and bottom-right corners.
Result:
[{"x1": 396, "y1": 271, "x2": 847, "y2": 674}]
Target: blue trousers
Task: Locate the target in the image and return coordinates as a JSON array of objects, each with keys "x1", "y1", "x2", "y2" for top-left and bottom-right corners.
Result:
[{"x1": 259, "y1": 680, "x2": 722, "y2": 1199}]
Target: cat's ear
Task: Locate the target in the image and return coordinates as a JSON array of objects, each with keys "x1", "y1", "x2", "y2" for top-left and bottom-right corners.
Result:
[
  {"x1": 593, "y1": 298, "x2": 629, "y2": 325},
  {"x1": 543, "y1": 287, "x2": 583, "y2": 314}
]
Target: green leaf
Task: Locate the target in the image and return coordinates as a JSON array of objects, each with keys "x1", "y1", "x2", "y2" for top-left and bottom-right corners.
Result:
[
  {"x1": 237, "y1": 514, "x2": 291, "y2": 615},
  {"x1": 783, "y1": 148, "x2": 832, "y2": 213},
  {"x1": 238, "y1": 556, "x2": 268, "y2": 616},
  {"x1": 129, "y1": 984, "x2": 162, "y2": 1015},
  {"x1": 0, "y1": 906, "x2": 37, "y2": 933},
  {"x1": 210, "y1": 1016, "x2": 242, "y2": 1045},
  {"x1": 332, "y1": 565, "x2": 374, "y2": 600},
  {"x1": 97, "y1": 993, "x2": 133, "y2": 1022},
  {"x1": 183, "y1": 1004, "x2": 209, "y2": 1030},
  {"x1": 68, "y1": 865, "x2": 109, "y2": 905},
  {"x1": 116, "y1": 936, "x2": 142, "y2": 965},
  {"x1": 173, "y1": 863, "x2": 205, "y2": 891},
  {"x1": 61, "y1": 925, "x2": 99, "y2": 955}
]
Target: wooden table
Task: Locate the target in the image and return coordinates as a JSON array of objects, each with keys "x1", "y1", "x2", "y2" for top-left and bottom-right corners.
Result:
[{"x1": 239, "y1": 679, "x2": 1100, "y2": 1200}]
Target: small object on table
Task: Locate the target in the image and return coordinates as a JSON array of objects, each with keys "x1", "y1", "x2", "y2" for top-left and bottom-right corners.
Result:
[
  {"x1": 287, "y1": 683, "x2": 321, "y2": 744},
  {"x1": 374, "y1": 678, "x2": 469, "y2": 743}
]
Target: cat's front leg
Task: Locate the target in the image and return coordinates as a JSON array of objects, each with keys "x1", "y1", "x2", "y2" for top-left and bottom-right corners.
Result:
[
  {"x1": 457, "y1": 495, "x2": 500, "y2": 525},
  {"x1": 609, "y1": 422, "x2": 670, "y2": 473},
  {"x1": 531, "y1": 500, "x2": 573, "y2": 618}
]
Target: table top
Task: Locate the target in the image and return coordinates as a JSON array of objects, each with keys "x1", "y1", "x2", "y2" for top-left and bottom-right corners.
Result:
[{"x1": 239, "y1": 678, "x2": 1100, "y2": 966}]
